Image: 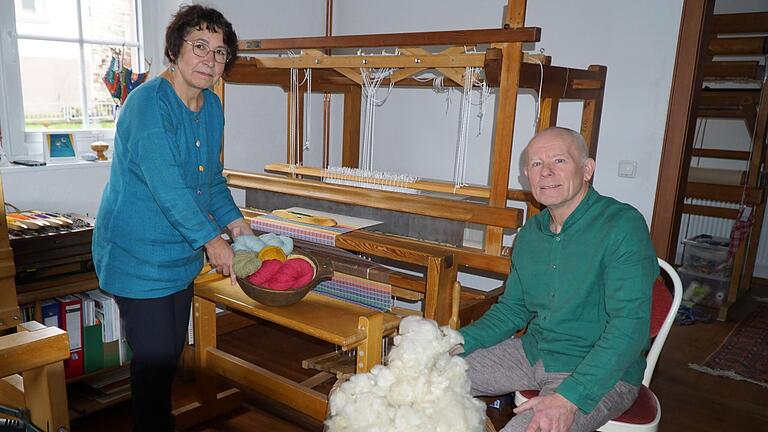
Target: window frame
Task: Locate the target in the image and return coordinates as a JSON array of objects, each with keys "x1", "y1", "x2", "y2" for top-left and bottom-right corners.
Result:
[{"x1": 0, "y1": 0, "x2": 153, "y2": 161}]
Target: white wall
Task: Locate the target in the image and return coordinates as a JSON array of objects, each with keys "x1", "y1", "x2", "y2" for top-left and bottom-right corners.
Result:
[
  {"x1": 0, "y1": 162, "x2": 111, "y2": 217},
  {"x1": 1, "y1": 0, "x2": 684, "y2": 227}
]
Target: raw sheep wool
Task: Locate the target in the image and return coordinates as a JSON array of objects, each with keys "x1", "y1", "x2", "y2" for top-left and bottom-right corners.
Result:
[{"x1": 325, "y1": 316, "x2": 485, "y2": 432}]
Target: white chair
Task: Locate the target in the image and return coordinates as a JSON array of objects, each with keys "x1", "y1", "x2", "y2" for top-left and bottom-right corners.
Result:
[{"x1": 514, "y1": 257, "x2": 683, "y2": 432}]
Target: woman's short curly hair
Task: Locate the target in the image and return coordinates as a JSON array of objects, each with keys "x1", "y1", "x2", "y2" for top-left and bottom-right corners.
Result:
[{"x1": 164, "y1": 4, "x2": 238, "y2": 73}]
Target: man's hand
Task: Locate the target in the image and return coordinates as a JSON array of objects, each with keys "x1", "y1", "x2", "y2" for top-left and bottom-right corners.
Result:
[
  {"x1": 204, "y1": 236, "x2": 236, "y2": 284},
  {"x1": 513, "y1": 392, "x2": 578, "y2": 432}
]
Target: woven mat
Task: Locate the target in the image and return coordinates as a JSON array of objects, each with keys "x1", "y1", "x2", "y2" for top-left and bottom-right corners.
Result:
[{"x1": 689, "y1": 305, "x2": 768, "y2": 389}]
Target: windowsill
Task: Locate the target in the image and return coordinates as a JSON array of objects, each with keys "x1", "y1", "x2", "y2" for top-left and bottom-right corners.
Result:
[{"x1": 0, "y1": 159, "x2": 112, "y2": 174}]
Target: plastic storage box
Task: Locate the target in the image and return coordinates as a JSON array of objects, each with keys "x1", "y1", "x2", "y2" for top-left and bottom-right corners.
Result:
[
  {"x1": 682, "y1": 234, "x2": 731, "y2": 276},
  {"x1": 677, "y1": 267, "x2": 729, "y2": 308}
]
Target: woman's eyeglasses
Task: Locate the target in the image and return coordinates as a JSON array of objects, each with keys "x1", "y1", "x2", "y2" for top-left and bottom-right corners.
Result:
[{"x1": 183, "y1": 40, "x2": 229, "y2": 64}]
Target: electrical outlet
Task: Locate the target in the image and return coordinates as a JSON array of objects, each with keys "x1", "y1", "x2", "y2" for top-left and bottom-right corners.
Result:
[{"x1": 618, "y1": 160, "x2": 637, "y2": 178}]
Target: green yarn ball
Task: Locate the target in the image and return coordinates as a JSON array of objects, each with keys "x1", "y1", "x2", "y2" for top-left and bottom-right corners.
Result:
[{"x1": 233, "y1": 250, "x2": 262, "y2": 278}]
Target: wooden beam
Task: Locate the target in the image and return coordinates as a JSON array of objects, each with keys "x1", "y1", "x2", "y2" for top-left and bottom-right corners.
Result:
[
  {"x1": 224, "y1": 55, "x2": 605, "y2": 98},
  {"x1": 239, "y1": 27, "x2": 541, "y2": 51},
  {"x1": 686, "y1": 182, "x2": 762, "y2": 205},
  {"x1": 246, "y1": 52, "x2": 486, "y2": 69},
  {"x1": 691, "y1": 148, "x2": 750, "y2": 160},
  {"x1": 708, "y1": 36, "x2": 768, "y2": 56},
  {"x1": 702, "y1": 61, "x2": 763, "y2": 80},
  {"x1": 711, "y1": 12, "x2": 768, "y2": 34},
  {"x1": 581, "y1": 65, "x2": 608, "y2": 161},
  {"x1": 342, "y1": 86, "x2": 361, "y2": 168},
  {"x1": 0, "y1": 327, "x2": 70, "y2": 377},
  {"x1": 225, "y1": 170, "x2": 524, "y2": 228},
  {"x1": 699, "y1": 89, "x2": 760, "y2": 107},
  {"x1": 484, "y1": 0, "x2": 526, "y2": 255},
  {"x1": 682, "y1": 203, "x2": 739, "y2": 219},
  {"x1": 651, "y1": 0, "x2": 714, "y2": 262},
  {"x1": 263, "y1": 162, "x2": 536, "y2": 202},
  {"x1": 336, "y1": 230, "x2": 511, "y2": 275},
  {"x1": 206, "y1": 347, "x2": 328, "y2": 421}
]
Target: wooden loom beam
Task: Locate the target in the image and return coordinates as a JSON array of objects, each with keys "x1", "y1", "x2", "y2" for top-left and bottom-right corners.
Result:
[
  {"x1": 263, "y1": 163, "x2": 536, "y2": 202},
  {"x1": 225, "y1": 170, "x2": 523, "y2": 229},
  {"x1": 224, "y1": 54, "x2": 606, "y2": 98},
  {"x1": 581, "y1": 65, "x2": 608, "y2": 160},
  {"x1": 484, "y1": 0, "x2": 526, "y2": 255},
  {"x1": 239, "y1": 27, "x2": 541, "y2": 51}
]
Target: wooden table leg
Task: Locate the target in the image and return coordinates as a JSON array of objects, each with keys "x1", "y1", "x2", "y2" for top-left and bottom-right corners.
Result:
[
  {"x1": 23, "y1": 362, "x2": 69, "y2": 432},
  {"x1": 356, "y1": 314, "x2": 384, "y2": 373},
  {"x1": 173, "y1": 296, "x2": 241, "y2": 429}
]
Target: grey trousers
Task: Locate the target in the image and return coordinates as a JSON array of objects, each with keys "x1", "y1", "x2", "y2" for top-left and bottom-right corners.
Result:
[{"x1": 466, "y1": 338, "x2": 639, "y2": 432}]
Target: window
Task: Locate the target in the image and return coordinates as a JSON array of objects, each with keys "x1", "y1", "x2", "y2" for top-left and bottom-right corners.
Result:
[{"x1": 0, "y1": 0, "x2": 147, "y2": 159}]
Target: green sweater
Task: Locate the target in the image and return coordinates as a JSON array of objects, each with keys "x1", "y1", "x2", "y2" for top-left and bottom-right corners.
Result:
[{"x1": 460, "y1": 187, "x2": 658, "y2": 413}]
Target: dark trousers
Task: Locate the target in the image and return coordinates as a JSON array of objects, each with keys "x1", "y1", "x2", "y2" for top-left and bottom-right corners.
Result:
[{"x1": 115, "y1": 287, "x2": 193, "y2": 432}]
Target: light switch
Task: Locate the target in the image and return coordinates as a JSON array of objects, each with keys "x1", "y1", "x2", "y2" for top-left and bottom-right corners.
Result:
[{"x1": 618, "y1": 160, "x2": 637, "y2": 178}]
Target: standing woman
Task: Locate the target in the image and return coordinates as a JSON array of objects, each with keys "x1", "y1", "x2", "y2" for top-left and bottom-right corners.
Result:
[{"x1": 92, "y1": 5, "x2": 252, "y2": 430}]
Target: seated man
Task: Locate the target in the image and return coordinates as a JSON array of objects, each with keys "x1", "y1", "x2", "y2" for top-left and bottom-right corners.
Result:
[{"x1": 459, "y1": 127, "x2": 658, "y2": 432}]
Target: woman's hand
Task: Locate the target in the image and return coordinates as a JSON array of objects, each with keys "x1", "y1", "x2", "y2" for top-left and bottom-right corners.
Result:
[
  {"x1": 204, "y1": 235, "x2": 236, "y2": 284},
  {"x1": 227, "y1": 218, "x2": 254, "y2": 239}
]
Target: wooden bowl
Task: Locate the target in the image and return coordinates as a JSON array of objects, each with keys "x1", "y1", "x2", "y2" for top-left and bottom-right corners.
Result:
[{"x1": 236, "y1": 251, "x2": 333, "y2": 307}]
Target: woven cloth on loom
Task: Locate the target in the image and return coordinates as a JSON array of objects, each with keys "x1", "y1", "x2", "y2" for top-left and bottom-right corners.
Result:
[
  {"x1": 250, "y1": 213, "x2": 353, "y2": 246},
  {"x1": 250, "y1": 211, "x2": 392, "y2": 311},
  {"x1": 315, "y1": 272, "x2": 393, "y2": 312}
]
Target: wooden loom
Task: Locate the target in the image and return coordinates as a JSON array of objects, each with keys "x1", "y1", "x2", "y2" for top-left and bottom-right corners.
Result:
[{"x1": 176, "y1": 0, "x2": 607, "y2": 427}]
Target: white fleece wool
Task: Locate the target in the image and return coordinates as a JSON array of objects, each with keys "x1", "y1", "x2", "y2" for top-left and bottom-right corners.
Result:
[{"x1": 325, "y1": 316, "x2": 485, "y2": 432}]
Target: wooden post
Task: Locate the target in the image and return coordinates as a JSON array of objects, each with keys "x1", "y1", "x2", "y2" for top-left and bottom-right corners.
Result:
[
  {"x1": 342, "y1": 85, "x2": 362, "y2": 167},
  {"x1": 356, "y1": 314, "x2": 383, "y2": 373},
  {"x1": 424, "y1": 255, "x2": 458, "y2": 326},
  {"x1": 580, "y1": 65, "x2": 607, "y2": 161},
  {"x1": 650, "y1": 0, "x2": 714, "y2": 261},
  {"x1": 173, "y1": 295, "x2": 241, "y2": 430},
  {"x1": 485, "y1": 0, "x2": 526, "y2": 254}
]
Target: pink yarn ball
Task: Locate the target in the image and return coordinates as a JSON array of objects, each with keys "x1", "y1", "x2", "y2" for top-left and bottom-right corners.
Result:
[
  {"x1": 251, "y1": 257, "x2": 316, "y2": 291},
  {"x1": 247, "y1": 259, "x2": 283, "y2": 286}
]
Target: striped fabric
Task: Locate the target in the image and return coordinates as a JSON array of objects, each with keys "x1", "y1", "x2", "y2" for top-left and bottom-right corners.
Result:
[
  {"x1": 250, "y1": 213, "x2": 353, "y2": 246},
  {"x1": 315, "y1": 272, "x2": 393, "y2": 312}
]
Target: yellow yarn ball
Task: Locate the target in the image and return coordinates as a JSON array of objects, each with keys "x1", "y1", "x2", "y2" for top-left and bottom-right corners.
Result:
[{"x1": 258, "y1": 245, "x2": 287, "y2": 262}]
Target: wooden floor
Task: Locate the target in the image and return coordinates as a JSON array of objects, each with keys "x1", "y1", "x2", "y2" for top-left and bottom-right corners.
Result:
[{"x1": 73, "y1": 293, "x2": 768, "y2": 432}]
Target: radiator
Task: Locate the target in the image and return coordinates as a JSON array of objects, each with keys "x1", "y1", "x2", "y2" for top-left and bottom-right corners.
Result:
[
  {"x1": 677, "y1": 198, "x2": 736, "y2": 263},
  {"x1": 678, "y1": 198, "x2": 768, "y2": 278}
]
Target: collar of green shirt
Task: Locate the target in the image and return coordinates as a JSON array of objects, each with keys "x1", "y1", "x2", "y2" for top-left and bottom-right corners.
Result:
[{"x1": 537, "y1": 186, "x2": 598, "y2": 236}]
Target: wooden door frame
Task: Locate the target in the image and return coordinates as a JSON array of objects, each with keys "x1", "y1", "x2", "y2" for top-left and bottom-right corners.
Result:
[{"x1": 650, "y1": 0, "x2": 714, "y2": 262}]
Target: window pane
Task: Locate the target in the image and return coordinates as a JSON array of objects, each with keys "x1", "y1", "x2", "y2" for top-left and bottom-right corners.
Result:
[
  {"x1": 18, "y1": 39, "x2": 84, "y2": 131},
  {"x1": 14, "y1": 0, "x2": 79, "y2": 39},
  {"x1": 82, "y1": 0, "x2": 138, "y2": 43}
]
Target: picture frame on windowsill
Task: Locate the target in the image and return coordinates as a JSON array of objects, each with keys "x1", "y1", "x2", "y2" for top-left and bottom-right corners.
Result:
[{"x1": 43, "y1": 132, "x2": 78, "y2": 163}]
